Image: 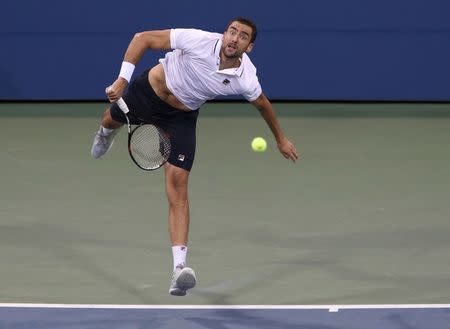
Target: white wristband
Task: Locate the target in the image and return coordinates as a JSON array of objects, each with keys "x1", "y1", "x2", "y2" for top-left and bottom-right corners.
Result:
[{"x1": 118, "y1": 61, "x2": 135, "y2": 83}]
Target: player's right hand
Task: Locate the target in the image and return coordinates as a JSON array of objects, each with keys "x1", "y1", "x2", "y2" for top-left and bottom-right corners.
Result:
[{"x1": 105, "y1": 78, "x2": 128, "y2": 102}]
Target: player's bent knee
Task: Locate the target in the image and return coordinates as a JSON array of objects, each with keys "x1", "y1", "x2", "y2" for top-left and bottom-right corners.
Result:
[{"x1": 102, "y1": 108, "x2": 123, "y2": 129}]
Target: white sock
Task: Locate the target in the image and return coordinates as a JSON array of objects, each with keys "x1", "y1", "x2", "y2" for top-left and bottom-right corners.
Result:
[
  {"x1": 100, "y1": 126, "x2": 115, "y2": 136},
  {"x1": 172, "y1": 245, "x2": 187, "y2": 270}
]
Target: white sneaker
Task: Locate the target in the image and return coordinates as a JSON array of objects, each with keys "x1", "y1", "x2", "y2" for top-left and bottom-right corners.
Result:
[
  {"x1": 91, "y1": 127, "x2": 118, "y2": 158},
  {"x1": 169, "y1": 264, "x2": 196, "y2": 296}
]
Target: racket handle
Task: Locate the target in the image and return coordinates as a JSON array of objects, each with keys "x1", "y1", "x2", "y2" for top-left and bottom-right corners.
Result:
[{"x1": 116, "y1": 97, "x2": 130, "y2": 114}]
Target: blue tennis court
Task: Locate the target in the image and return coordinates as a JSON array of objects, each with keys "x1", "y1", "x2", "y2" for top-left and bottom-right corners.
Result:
[{"x1": 1, "y1": 304, "x2": 449, "y2": 329}]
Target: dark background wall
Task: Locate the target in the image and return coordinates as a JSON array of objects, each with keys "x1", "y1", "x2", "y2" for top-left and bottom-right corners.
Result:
[{"x1": 1, "y1": 0, "x2": 449, "y2": 101}]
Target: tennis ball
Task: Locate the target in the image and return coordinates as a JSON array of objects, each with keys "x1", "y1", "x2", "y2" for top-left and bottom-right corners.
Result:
[{"x1": 251, "y1": 137, "x2": 267, "y2": 152}]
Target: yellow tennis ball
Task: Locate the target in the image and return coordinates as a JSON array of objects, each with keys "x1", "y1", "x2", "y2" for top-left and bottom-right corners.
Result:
[{"x1": 251, "y1": 137, "x2": 267, "y2": 152}]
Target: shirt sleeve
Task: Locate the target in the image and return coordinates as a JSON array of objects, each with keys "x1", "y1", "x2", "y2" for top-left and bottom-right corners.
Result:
[
  {"x1": 242, "y1": 75, "x2": 262, "y2": 102},
  {"x1": 170, "y1": 28, "x2": 209, "y2": 53}
]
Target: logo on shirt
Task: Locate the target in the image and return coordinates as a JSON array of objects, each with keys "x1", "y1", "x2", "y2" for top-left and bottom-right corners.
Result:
[
  {"x1": 178, "y1": 154, "x2": 185, "y2": 162},
  {"x1": 222, "y1": 79, "x2": 230, "y2": 85}
]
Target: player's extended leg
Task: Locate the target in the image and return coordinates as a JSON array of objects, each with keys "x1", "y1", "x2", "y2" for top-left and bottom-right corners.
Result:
[
  {"x1": 91, "y1": 108, "x2": 124, "y2": 158},
  {"x1": 165, "y1": 162, "x2": 196, "y2": 296}
]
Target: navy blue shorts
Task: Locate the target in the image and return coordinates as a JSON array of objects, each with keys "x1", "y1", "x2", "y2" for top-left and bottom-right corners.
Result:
[{"x1": 110, "y1": 69, "x2": 199, "y2": 171}]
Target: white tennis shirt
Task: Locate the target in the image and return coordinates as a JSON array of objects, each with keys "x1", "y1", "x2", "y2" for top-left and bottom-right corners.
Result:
[{"x1": 159, "y1": 28, "x2": 262, "y2": 110}]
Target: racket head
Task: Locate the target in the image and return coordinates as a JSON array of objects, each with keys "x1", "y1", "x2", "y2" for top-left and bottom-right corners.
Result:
[{"x1": 128, "y1": 124, "x2": 171, "y2": 171}]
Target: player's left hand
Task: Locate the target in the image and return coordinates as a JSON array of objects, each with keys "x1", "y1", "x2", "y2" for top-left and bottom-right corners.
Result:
[{"x1": 277, "y1": 137, "x2": 298, "y2": 162}]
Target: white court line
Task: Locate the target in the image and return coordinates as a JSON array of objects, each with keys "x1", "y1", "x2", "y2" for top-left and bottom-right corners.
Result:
[{"x1": 1, "y1": 303, "x2": 450, "y2": 311}]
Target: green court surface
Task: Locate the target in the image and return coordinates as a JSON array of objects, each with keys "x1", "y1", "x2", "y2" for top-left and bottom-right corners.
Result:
[{"x1": 1, "y1": 102, "x2": 450, "y2": 305}]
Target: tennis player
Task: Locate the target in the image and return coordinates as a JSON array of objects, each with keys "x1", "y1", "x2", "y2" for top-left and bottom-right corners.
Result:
[{"x1": 91, "y1": 18, "x2": 298, "y2": 296}]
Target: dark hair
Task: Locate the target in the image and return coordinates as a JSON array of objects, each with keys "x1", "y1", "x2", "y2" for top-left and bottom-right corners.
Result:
[{"x1": 226, "y1": 17, "x2": 258, "y2": 43}]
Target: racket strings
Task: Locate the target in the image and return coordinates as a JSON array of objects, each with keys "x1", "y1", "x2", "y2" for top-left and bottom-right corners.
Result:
[{"x1": 129, "y1": 125, "x2": 171, "y2": 170}]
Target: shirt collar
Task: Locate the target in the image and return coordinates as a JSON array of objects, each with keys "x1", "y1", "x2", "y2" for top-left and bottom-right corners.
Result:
[{"x1": 214, "y1": 38, "x2": 244, "y2": 77}]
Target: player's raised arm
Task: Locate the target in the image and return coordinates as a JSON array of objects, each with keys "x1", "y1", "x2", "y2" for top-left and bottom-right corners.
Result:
[
  {"x1": 251, "y1": 92, "x2": 298, "y2": 162},
  {"x1": 123, "y1": 30, "x2": 172, "y2": 64},
  {"x1": 106, "y1": 30, "x2": 171, "y2": 102}
]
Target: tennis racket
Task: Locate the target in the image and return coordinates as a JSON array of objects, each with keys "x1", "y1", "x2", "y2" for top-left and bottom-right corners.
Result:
[{"x1": 116, "y1": 97, "x2": 171, "y2": 171}]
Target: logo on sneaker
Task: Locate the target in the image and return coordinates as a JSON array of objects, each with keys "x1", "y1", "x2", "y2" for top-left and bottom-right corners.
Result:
[
  {"x1": 178, "y1": 154, "x2": 185, "y2": 162},
  {"x1": 175, "y1": 262, "x2": 186, "y2": 269}
]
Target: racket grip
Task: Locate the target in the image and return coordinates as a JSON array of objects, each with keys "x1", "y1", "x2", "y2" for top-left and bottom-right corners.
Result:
[{"x1": 116, "y1": 97, "x2": 130, "y2": 114}]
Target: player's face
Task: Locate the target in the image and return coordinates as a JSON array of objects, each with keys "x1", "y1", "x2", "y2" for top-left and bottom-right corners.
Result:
[{"x1": 222, "y1": 22, "x2": 254, "y2": 59}]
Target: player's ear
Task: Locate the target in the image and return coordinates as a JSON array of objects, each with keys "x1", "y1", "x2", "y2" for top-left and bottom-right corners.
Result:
[{"x1": 245, "y1": 43, "x2": 254, "y2": 53}]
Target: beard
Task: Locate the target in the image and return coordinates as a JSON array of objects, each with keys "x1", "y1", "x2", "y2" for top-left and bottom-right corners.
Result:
[{"x1": 223, "y1": 44, "x2": 243, "y2": 59}]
